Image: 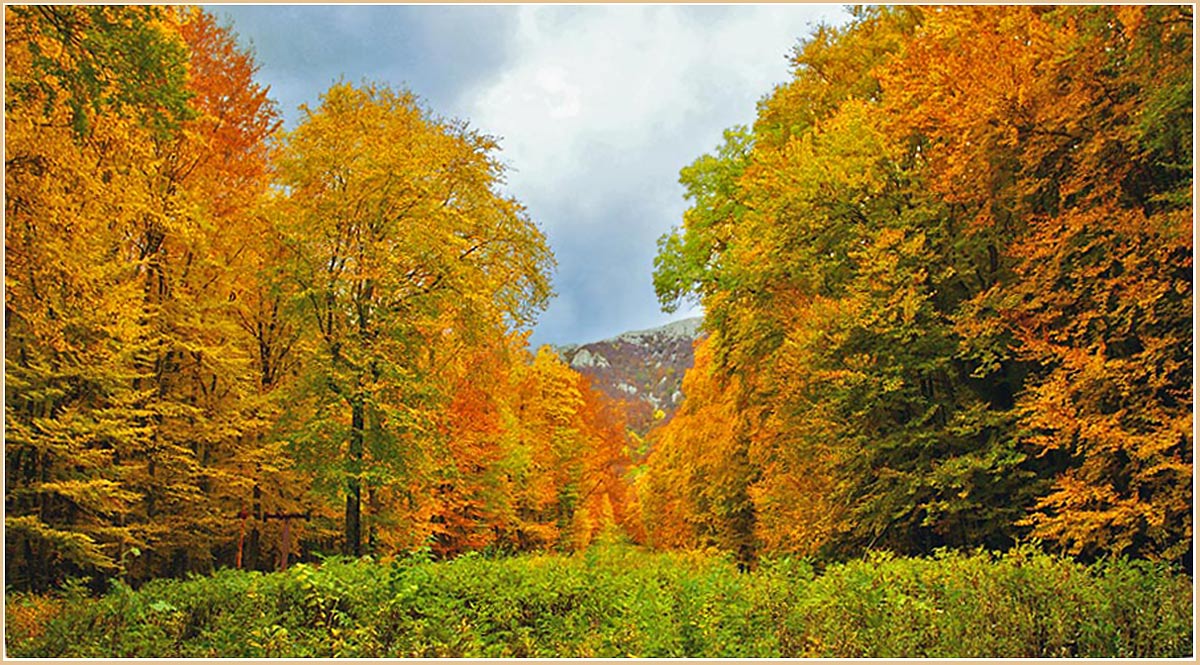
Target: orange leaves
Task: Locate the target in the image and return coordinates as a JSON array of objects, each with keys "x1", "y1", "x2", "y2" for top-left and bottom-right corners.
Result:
[
  {"x1": 870, "y1": 5, "x2": 1193, "y2": 562},
  {"x1": 426, "y1": 336, "x2": 513, "y2": 557},
  {"x1": 637, "y1": 337, "x2": 757, "y2": 556},
  {"x1": 1001, "y1": 204, "x2": 1192, "y2": 561},
  {"x1": 360, "y1": 329, "x2": 639, "y2": 559},
  {"x1": 176, "y1": 8, "x2": 279, "y2": 220},
  {"x1": 647, "y1": 5, "x2": 1189, "y2": 565}
]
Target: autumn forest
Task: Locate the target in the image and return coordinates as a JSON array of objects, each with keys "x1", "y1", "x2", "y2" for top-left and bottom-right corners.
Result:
[{"x1": 4, "y1": 5, "x2": 1194, "y2": 658}]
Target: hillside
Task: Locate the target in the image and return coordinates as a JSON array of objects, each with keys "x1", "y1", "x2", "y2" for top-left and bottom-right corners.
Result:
[{"x1": 555, "y1": 317, "x2": 704, "y2": 435}]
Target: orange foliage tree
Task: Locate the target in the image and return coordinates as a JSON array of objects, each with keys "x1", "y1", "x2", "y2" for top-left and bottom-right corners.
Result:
[
  {"x1": 647, "y1": 5, "x2": 1191, "y2": 565},
  {"x1": 881, "y1": 5, "x2": 1193, "y2": 561},
  {"x1": 636, "y1": 338, "x2": 756, "y2": 560}
]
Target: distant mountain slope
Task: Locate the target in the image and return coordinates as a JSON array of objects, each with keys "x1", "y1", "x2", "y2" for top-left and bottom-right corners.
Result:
[{"x1": 555, "y1": 317, "x2": 704, "y2": 435}]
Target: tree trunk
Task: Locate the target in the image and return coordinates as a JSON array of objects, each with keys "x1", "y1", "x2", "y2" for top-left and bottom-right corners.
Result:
[
  {"x1": 248, "y1": 483, "x2": 262, "y2": 570},
  {"x1": 344, "y1": 396, "x2": 364, "y2": 557}
]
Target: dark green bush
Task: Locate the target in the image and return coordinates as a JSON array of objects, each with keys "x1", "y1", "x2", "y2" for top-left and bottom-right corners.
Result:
[{"x1": 6, "y1": 544, "x2": 1192, "y2": 658}]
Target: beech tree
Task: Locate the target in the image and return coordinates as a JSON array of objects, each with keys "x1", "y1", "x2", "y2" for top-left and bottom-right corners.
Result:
[
  {"x1": 647, "y1": 5, "x2": 1191, "y2": 565},
  {"x1": 4, "y1": 5, "x2": 282, "y2": 585},
  {"x1": 636, "y1": 337, "x2": 755, "y2": 558},
  {"x1": 7, "y1": 7, "x2": 641, "y2": 589},
  {"x1": 881, "y1": 5, "x2": 1192, "y2": 561},
  {"x1": 274, "y1": 81, "x2": 552, "y2": 557}
]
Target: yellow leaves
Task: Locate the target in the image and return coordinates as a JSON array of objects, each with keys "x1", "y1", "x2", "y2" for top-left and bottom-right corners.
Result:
[
  {"x1": 7, "y1": 7, "x2": 299, "y2": 582},
  {"x1": 636, "y1": 336, "x2": 758, "y2": 553},
  {"x1": 879, "y1": 6, "x2": 1074, "y2": 204},
  {"x1": 749, "y1": 446, "x2": 845, "y2": 557},
  {"x1": 279, "y1": 82, "x2": 549, "y2": 358},
  {"x1": 813, "y1": 99, "x2": 897, "y2": 195},
  {"x1": 5, "y1": 516, "x2": 119, "y2": 571},
  {"x1": 747, "y1": 97, "x2": 894, "y2": 231},
  {"x1": 5, "y1": 9, "x2": 458, "y2": 578},
  {"x1": 270, "y1": 78, "x2": 555, "y2": 554},
  {"x1": 35, "y1": 479, "x2": 141, "y2": 517}
]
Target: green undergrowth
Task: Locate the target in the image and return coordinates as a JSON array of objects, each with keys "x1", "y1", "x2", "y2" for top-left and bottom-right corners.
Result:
[{"x1": 5, "y1": 543, "x2": 1192, "y2": 658}]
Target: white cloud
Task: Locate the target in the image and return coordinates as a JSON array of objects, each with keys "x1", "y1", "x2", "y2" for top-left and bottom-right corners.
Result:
[
  {"x1": 534, "y1": 66, "x2": 581, "y2": 119},
  {"x1": 464, "y1": 5, "x2": 850, "y2": 225}
]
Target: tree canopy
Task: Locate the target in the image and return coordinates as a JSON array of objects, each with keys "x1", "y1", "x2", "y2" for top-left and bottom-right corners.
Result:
[{"x1": 647, "y1": 5, "x2": 1192, "y2": 566}]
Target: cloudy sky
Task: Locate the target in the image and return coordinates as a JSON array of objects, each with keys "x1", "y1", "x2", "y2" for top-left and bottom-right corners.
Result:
[{"x1": 207, "y1": 4, "x2": 852, "y2": 347}]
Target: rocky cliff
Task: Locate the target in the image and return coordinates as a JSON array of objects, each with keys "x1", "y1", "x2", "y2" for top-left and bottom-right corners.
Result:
[{"x1": 554, "y1": 317, "x2": 704, "y2": 435}]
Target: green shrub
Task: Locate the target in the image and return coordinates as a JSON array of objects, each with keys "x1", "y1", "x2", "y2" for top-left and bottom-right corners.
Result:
[{"x1": 6, "y1": 544, "x2": 1192, "y2": 658}]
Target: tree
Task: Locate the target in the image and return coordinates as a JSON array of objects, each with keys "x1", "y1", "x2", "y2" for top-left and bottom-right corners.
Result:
[
  {"x1": 425, "y1": 329, "x2": 523, "y2": 557},
  {"x1": 882, "y1": 5, "x2": 1192, "y2": 562},
  {"x1": 637, "y1": 337, "x2": 756, "y2": 558},
  {"x1": 118, "y1": 6, "x2": 285, "y2": 577},
  {"x1": 172, "y1": 7, "x2": 296, "y2": 574},
  {"x1": 4, "y1": 6, "x2": 317, "y2": 586},
  {"x1": 571, "y1": 370, "x2": 638, "y2": 549},
  {"x1": 5, "y1": 5, "x2": 196, "y2": 588},
  {"x1": 274, "y1": 81, "x2": 552, "y2": 557},
  {"x1": 647, "y1": 5, "x2": 1191, "y2": 563}
]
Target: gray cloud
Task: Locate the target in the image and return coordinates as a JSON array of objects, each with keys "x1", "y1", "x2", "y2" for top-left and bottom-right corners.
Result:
[{"x1": 206, "y1": 5, "x2": 520, "y2": 126}]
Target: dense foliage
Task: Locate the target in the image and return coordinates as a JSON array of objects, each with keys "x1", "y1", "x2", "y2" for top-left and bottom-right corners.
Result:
[
  {"x1": 648, "y1": 5, "x2": 1192, "y2": 567},
  {"x1": 5, "y1": 6, "x2": 635, "y2": 592},
  {"x1": 6, "y1": 544, "x2": 1192, "y2": 658}
]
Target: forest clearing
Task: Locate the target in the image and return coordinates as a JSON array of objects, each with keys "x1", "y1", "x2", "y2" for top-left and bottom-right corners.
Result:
[
  {"x1": 4, "y1": 5, "x2": 1193, "y2": 658},
  {"x1": 6, "y1": 542, "x2": 1193, "y2": 658}
]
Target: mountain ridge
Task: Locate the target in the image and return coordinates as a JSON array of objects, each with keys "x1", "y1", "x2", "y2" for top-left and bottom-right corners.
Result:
[{"x1": 553, "y1": 316, "x2": 704, "y2": 435}]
